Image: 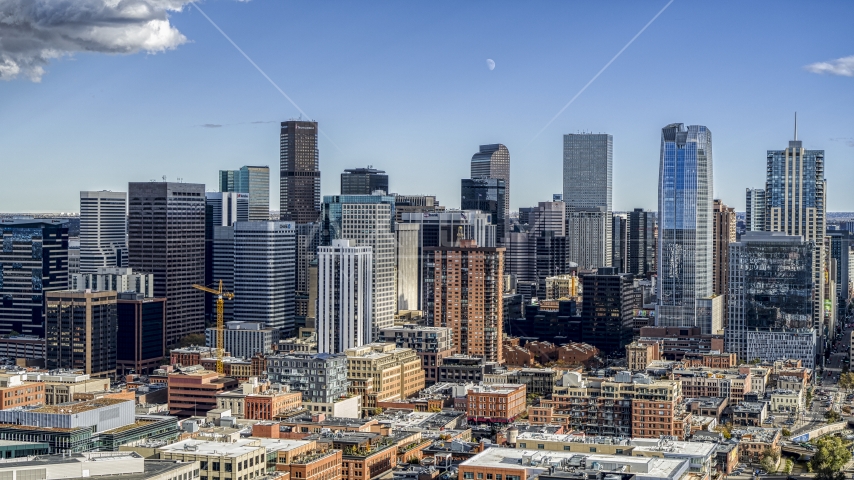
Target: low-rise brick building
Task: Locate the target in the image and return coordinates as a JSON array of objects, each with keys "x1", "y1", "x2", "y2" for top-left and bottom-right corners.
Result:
[{"x1": 465, "y1": 384, "x2": 526, "y2": 424}]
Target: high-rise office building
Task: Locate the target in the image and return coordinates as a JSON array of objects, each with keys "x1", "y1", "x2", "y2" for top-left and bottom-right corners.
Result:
[
  {"x1": 461, "y1": 178, "x2": 506, "y2": 243},
  {"x1": 534, "y1": 231, "x2": 569, "y2": 298},
  {"x1": 398, "y1": 211, "x2": 496, "y2": 249},
  {"x1": 128, "y1": 182, "x2": 205, "y2": 346},
  {"x1": 712, "y1": 199, "x2": 736, "y2": 299},
  {"x1": 0, "y1": 219, "x2": 69, "y2": 337},
  {"x1": 233, "y1": 221, "x2": 296, "y2": 334},
  {"x1": 205, "y1": 191, "x2": 249, "y2": 323},
  {"x1": 70, "y1": 267, "x2": 154, "y2": 297},
  {"x1": 470, "y1": 144, "x2": 510, "y2": 223},
  {"x1": 530, "y1": 201, "x2": 566, "y2": 237},
  {"x1": 395, "y1": 223, "x2": 421, "y2": 311},
  {"x1": 116, "y1": 292, "x2": 166, "y2": 375},
  {"x1": 827, "y1": 230, "x2": 852, "y2": 305},
  {"x1": 392, "y1": 194, "x2": 443, "y2": 222},
  {"x1": 580, "y1": 268, "x2": 636, "y2": 355},
  {"x1": 341, "y1": 167, "x2": 389, "y2": 195},
  {"x1": 317, "y1": 239, "x2": 373, "y2": 354},
  {"x1": 79, "y1": 191, "x2": 127, "y2": 274},
  {"x1": 566, "y1": 207, "x2": 611, "y2": 269},
  {"x1": 656, "y1": 124, "x2": 714, "y2": 328},
  {"x1": 321, "y1": 195, "x2": 395, "y2": 338},
  {"x1": 765, "y1": 126, "x2": 827, "y2": 330},
  {"x1": 612, "y1": 213, "x2": 628, "y2": 273},
  {"x1": 295, "y1": 222, "x2": 321, "y2": 328},
  {"x1": 627, "y1": 209, "x2": 656, "y2": 277},
  {"x1": 563, "y1": 134, "x2": 613, "y2": 212},
  {"x1": 725, "y1": 232, "x2": 815, "y2": 368},
  {"x1": 745, "y1": 188, "x2": 766, "y2": 232},
  {"x1": 219, "y1": 167, "x2": 270, "y2": 221},
  {"x1": 45, "y1": 290, "x2": 117, "y2": 377},
  {"x1": 423, "y1": 240, "x2": 504, "y2": 363},
  {"x1": 563, "y1": 133, "x2": 613, "y2": 269},
  {"x1": 280, "y1": 120, "x2": 320, "y2": 223}
]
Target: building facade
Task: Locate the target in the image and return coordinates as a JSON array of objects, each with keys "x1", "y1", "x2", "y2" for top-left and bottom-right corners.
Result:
[
  {"x1": 116, "y1": 292, "x2": 165, "y2": 375},
  {"x1": 233, "y1": 221, "x2": 296, "y2": 334},
  {"x1": 745, "y1": 188, "x2": 766, "y2": 232},
  {"x1": 0, "y1": 219, "x2": 69, "y2": 336},
  {"x1": 627, "y1": 209, "x2": 656, "y2": 277},
  {"x1": 566, "y1": 208, "x2": 611, "y2": 269},
  {"x1": 317, "y1": 239, "x2": 373, "y2": 354},
  {"x1": 79, "y1": 191, "x2": 127, "y2": 273},
  {"x1": 725, "y1": 232, "x2": 815, "y2": 368},
  {"x1": 424, "y1": 240, "x2": 505, "y2": 363},
  {"x1": 128, "y1": 182, "x2": 205, "y2": 346},
  {"x1": 220, "y1": 165, "x2": 271, "y2": 222},
  {"x1": 656, "y1": 124, "x2": 714, "y2": 328},
  {"x1": 46, "y1": 290, "x2": 117, "y2": 377},
  {"x1": 280, "y1": 120, "x2": 321, "y2": 223},
  {"x1": 470, "y1": 144, "x2": 510, "y2": 230},
  {"x1": 461, "y1": 178, "x2": 506, "y2": 244},
  {"x1": 341, "y1": 167, "x2": 389, "y2": 195},
  {"x1": 580, "y1": 269, "x2": 636, "y2": 355},
  {"x1": 206, "y1": 321, "x2": 277, "y2": 358}
]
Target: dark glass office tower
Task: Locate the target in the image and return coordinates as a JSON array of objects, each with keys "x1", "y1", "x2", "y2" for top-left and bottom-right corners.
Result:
[
  {"x1": 280, "y1": 120, "x2": 320, "y2": 223},
  {"x1": 117, "y1": 293, "x2": 166, "y2": 375},
  {"x1": 471, "y1": 144, "x2": 510, "y2": 221},
  {"x1": 0, "y1": 219, "x2": 69, "y2": 336},
  {"x1": 535, "y1": 231, "x2": 569, "y2": 298},
  {"x1": 128, "y1": 182, "x2": 205, "y2": 346},
  {"x1": 580, "y1": 268, "x2": 636, "y2": 355},
  {"x1": 341, "y1": 167, "x2": 389, "y2": 195},
  {"x1": 628, "y1": 209, "x2": 656, "y2": 277},
  {"x1": 461, "y1": 178, "x2": 506, "y2": 244}
]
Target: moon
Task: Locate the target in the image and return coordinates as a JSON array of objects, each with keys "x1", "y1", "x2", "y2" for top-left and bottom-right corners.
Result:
[{"x1": 486, "y1": 59, "x2": 495, "y2": 71}]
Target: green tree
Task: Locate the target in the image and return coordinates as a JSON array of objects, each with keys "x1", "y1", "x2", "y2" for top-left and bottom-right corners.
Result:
[
  {"x1": 825, "y1": 409, "x2": 842, "y2": 423},
  {"x1": 781, "y1": 428, "x2": 792, "y2": 437},
  {"x1": 783, "y1": 459, "x2": 793, "y2": 474},
  {"x1": 839, "y1": 372, "x2": 854, "y2": 391},
  {"x1": 174, "y1": 333, "x2": 206, "y2": 349},
  {"x1": 760, "y1": 447, "x2": 780, "y2": 473},
  {"x1": 810, "y1": 436, "x2": 852, "y2": 480}
]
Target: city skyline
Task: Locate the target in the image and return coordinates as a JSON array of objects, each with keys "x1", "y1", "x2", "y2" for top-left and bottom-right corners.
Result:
[{"x1": 1, "y1": 2, "x2": 852, "y2": 214}]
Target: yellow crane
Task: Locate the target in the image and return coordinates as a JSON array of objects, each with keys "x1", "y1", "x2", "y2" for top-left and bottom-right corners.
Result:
[{"x1": 192, "y1": 280, "x2": 234, "y2": 374}]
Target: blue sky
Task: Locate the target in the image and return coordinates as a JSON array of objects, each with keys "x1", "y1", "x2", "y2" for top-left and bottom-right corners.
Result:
[{"x1": 1, "y1": 0, "x2": 853, "y2": 213}]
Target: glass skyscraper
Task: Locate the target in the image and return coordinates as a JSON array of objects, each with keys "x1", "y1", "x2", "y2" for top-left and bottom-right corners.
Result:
[
  {"x1": 461, "y1": 178, "x2": 506, "y2": 244},
  {"x1": 656, "y1": 124, "x2": 713, "y2": 329},
  {"x1": 219, "y1": 166, "x2": 270, "y2": 222},
  {"x1": 470, "y1": 144, "x2": 510, "y2": 235}
]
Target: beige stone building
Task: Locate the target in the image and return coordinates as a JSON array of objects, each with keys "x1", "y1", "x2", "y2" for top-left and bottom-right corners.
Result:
[{"x1": 346, "y1": 343, "x2": 425, "y2": 415}]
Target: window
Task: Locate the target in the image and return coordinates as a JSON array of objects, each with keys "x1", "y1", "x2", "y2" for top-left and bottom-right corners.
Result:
[
  {"x1": 201, "y1": 462, "x2": 209, "y2": 470},
  {"x1": 213, "y1": 463, "x2": 220, "y2": 472},
  {"x1": 463, "y1": 475, "x2": 474, "y2": 480},
  {"x1": 563, "y1": 446, "x2": 570, "y2": 451},
  {"x1": 589, "y1": 448, "x2": 597, "y2": 453},
  {"x1": 225, "y1": 464, "x2": 233, "y2": 473},
  {"x1": 616, "y1": 449, "x2": 624, "y2": 455},
  {"x1": 537, "y1": 444, "x2": 544, "y2": 450},
  {"x1": 518, "y1": 443, "x2": 526, "y2": 448},
  {"x1": 477, "y1": 474, "x2": 483, "y2": 480}
]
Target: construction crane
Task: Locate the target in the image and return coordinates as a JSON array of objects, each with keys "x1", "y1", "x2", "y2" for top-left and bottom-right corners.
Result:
[{"x1": 192, "y1": 280, "x2": 234, "y2": 374}]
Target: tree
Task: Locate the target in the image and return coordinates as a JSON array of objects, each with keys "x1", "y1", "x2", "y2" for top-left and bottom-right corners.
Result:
[
  {"x1": 174, "y1": 333, "x2": 206, "y2": 349},
  {"x1": 782, "y1": 428, "x2": 792, "y2": 437},
  {"x1": 839, "y1": 372, "x2": 854, "y2": 391},
  {"x1": 810, "y1": 436, "x2": 852, "y2": 480},
  {"x1": 825, "y1": 409, "x2": 841, "y2": 423}
]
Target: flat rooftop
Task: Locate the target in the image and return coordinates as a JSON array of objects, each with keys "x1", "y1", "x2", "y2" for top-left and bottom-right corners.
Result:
[
  {"x1": 29, "y1": 398, "x2": 128, "y2": 415},
  {"x1": 461, "y1": 448, "x2": 689, "y2": 480},
  {"x1": 159, "y1": 439, "x2": 264, "y2": 457}
]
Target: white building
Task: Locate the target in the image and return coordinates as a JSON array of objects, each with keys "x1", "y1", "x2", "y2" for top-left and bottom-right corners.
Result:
[
  {"x1": 206, "y1": 321, "x2": 277, "y2": 358},
  {"x1": 396, "y1": 223, "x2": 420, "y2": 311},
  {"x1": 233, "y1": 221, "x2": 295, "y2": 333},
  {"x1": 768, "y1": 388, "x2": 803, "y2": 413},
  {"x1": 79, "y1": 190, "x2": 127, "y2": 273},
  {"x1": 567, "y1": 207, "x2": 611, "y2": 269},
  {"x1": 317, "y1": 239, "x2": 372, "y2": 354},
  {"x1": 205, "y1": 192, "x2": 249, "y2": 226},
  {"x1": 70, "y1": 267, "x2": 154, "y2": 297}
]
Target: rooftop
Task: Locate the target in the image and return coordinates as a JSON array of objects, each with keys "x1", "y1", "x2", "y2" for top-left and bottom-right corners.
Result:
[
  {"x1": 461, "y1": 448, "x2": 690, "y2": 480},
  {"x1": 29, "y1": 398, "x2": 128, "y2": 415},
  {"x1": 159, "y1": 439, "x2": 264, "y2": 457}
]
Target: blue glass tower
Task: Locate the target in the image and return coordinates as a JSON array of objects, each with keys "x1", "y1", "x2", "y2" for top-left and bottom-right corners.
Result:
[{"x1": 656, "y1": 124, "x2": 714, "y2": 329}]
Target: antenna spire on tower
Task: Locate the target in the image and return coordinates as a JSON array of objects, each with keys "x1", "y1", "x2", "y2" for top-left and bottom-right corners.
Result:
[{"x1": 794, "y1": 112, "x2": 798, "y2": 141}]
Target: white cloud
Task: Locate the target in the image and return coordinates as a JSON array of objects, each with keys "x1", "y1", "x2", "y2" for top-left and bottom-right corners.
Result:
[
  {"x1": 0, "y1": 0, "x2": 192, "y2": 81},
  {"x1": 804, "y1": 55, "x2": 854, "y2": 77}
]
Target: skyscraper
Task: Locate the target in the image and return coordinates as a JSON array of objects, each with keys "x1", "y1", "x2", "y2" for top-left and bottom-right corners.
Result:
[
  {"x1": 45, "y1": 290, "x2": 117, "y2": 377},
  {"x1": 529, "y1": 201, "x2": 566, "y2": 237},
  {"x1": 656, "y1": 124, "x2": 713, "y2": 328},
  {"x1": 233, "y1": 221, "x2": 296, "y2": 334},
  {"x1": 627, "y1": 209, "x2": 656, "y2": 277},
  {"x1": 745, "y1": 188, "x2": 766, "y2": 232},
  {"x1": 580, "y1": 268, "x2": 636, "y2": 355},
  {"x1": 341, "y1": 167, "x2": 389, "y2": 195},
  {"x1": 321, "y1": 195, "x2": 396, "y2": 338},
  {"x1": 0, "y1": 219, "x2": 69, "y2": 337},
  {"x1": 470, "y1": 144, "x2": 510, "y2": 222},
  {"x1": 116, "y1": 292, "x2": 166, "y2": 375},
  {"x1": 395, "y1": 223, "x2": 420, "y2": 311},
  {"x1": 725, "y1": 232, "x2": 815, "y2": 368},
  {"x1": 317, "y1": 239, "x2": 373, "y2": 354},
  {"x1": 765, "y1": 125, "x2": 827, "y2": 330},
  {"x1": 128, "y1": 182, "x2": 205, "y2": 346},
  {"x1": 712, "y1": 199, "x2": 736, "y2": 298},
  {"x1": 563, "y1": 134, "x2": 614, "y2": 268},
  {"x1": 612, "y1": 213, "x2": 628, "y2": 273},
  {"x1": 205, "y1": 192, "x2": 249, "y2": 323},
  {"x1": 280, "y1": 120, "x2": 320, "y2": 223},
  {"x1": 461, "y1": 178, "x2": 506, "y2": 243},
  {"x1": 563, "y1": 134, "x2": 613, "y2": 212},
  {"x1": 79, "y1": 191, "x2": 128, "y2": 273},
  {"x1": 219, "y1": 167, "x2": 270, "y2": 221},
  {"x1": 423, "y1": 240, "x2": 504, "y2": 363},
  {"x1": 827, "y1": 230, "x2": 852, "y2": 306}
]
